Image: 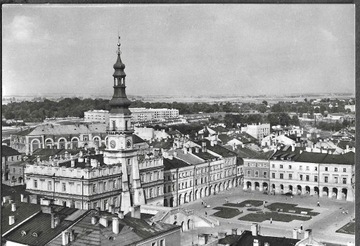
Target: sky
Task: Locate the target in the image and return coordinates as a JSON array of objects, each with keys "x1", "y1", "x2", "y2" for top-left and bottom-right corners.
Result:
[{"x1": 2, "y1": 4, "x2": 355, "y2": 97}]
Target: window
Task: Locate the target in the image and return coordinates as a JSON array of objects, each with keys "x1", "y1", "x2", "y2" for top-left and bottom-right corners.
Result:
[
  {"x1": 263, "y1": 172, "x2": 267, "y2": 178},
  {"x1": 48, "y1": 181, "x2": 52, "y2": 191},
  {"x1": 93, "y1": 202, "x2": 97, "y2": 209},
  {"x1": 334, "y1": 168, "x2": 338, "y2": 172},
  {"x1": 62, "y1": 183, "x2": 66, "y2": 192},
  {"x1": 343, "y1": 168, "x2": 347, "y2": 172},
  {"x1": 306, "y1": 166, "x2": 309, "y2": 171},
  {"x1": 272, "y1": 173, "x2": 275, "y2": 179},
  {"x1": 159, "y1": 239, "x2": 165, "y2": 246},
  {"x1": 93, "y1": 184, "x2": 97, "y2": 193},
  {"x1": 334, "y1": 177, "x2": 338, "y2": 183},
  {"x1": 314, "y1": 176, "x2": 318, "y2": 182},
  {"x1": 103, "y1": 182, "x2": 106, "y2": 191},
  {"x1": 324, "y1": 176, "x2": 328, "y2": 183},
  {"x1": 280, "y1": 165, "x2": 283, "y2": 169},
  {"x1": 247, "y1": 170, "x2": 251, "y2": 176},
  {"x1": 325, "y1": 167, "x2": 328, "y2": 171},
  {"x1": 306, "y1": 175, "x2": 309, "y2": 181},
  {"x1": 343, "y1": 178, "x2": 347, "y2": 184},
  {"x1": 34, "y1": 180, "x2": 38, "y2": 188},
  {"x1": 255, "y1": 171, "x2": 259, "y2": 177},
  {"x1": 300, "y1": 174, "x2": 303, "y2": 181},
  {"x1": 289, "y1": 174, "x2": 292, "y2": 180},
  {"x1": 127, "y1": 159, "x2": 131, "y2": 165},
  {"x1": 289, "y1": 165, "x2": 292, "y2": 169},
  {"x1": 152, "y1": 243, "x2": 156, "y2": 246},
  {"x1": 77, "y1": 184, "x2": 81, "y2": 193},
  {"x1": 280, "y1": 173, "x2": 284, "y2": 179},
  {"x1": 315, "y1": 166, "x2": 318, "y2": 171},
  {"x1": 272, "y1": 164, "x2": 275, "y2": 168},
  {"x1": 149, "y1": 188, "x2": 153, "y2": 198},
  {"x1": 157, "y1": 187, "x2": 160, "y2": 196},
  {"x1": 299, "y1": 166, "x2": 302, "y2": 170}
]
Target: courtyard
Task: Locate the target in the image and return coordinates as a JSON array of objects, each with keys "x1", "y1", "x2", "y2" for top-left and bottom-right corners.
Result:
[{"x1": 179, "y1": 185, "x2": 355, "y2": 246}]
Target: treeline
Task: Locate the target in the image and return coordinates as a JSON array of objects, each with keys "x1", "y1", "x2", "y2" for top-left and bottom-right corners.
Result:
[
  {"x1": 2, "y1": 98, "x2": 240, "y2": 122},
  {"x1": 223, "y1": 113, "x2": 300, "y2": 128}
]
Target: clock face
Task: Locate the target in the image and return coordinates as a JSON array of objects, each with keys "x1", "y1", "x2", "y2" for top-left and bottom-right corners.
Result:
[
  {"x1": 126, "y1": 139, "x2": 132, "y2": 148},
  {"x1": 110, "y1": 140, "x2": 116, "y2": 149}
]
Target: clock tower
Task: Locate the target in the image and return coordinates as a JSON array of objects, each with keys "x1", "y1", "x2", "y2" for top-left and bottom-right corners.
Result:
[{"x1": 103, "y1": 37, "x2": 145, "y2": 213}]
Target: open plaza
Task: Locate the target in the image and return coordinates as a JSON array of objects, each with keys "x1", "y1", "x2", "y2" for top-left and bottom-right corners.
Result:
[{"x1": 178, "y1": 185, "x2": 355, "y2": 246}]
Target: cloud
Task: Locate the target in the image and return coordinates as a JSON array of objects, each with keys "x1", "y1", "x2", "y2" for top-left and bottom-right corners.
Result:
[{"x1": 5, "y1": 15, "x2": 51, "y2": 44}]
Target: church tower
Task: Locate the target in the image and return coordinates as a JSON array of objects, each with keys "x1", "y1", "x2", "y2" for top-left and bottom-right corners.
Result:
[{"x1": 103, "y1": 37, "x2": 145, "y2": 213}]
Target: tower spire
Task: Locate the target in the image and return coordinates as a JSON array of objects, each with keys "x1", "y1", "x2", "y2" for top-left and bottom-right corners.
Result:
[{"x1": 109, "y1": 36, "x2": 131, "y2": 115}]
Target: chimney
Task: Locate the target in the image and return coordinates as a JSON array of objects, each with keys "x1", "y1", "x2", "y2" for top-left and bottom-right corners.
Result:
[
  {"x1": 195, "y1": 147, "x2": 199, "y2": 153},
  {"x1": 173, "y1": 151, "x2": 177, "y2": 158},
  {"x1": 264, "y1": 243, "x2": 270, "y2": 246},
  {"x1": 99, "y1": 216, "x2": 109, "y2": 227},
  {"x1": 251, "y1": 223, "x2": 259, "y2": 236},
  {"x1": 112, "y1": 217, "x2": 120, "y2": 234},
  {"x1": 62, "y1": 231, "x2": 70, "y2": 246},
  {"x1": 91, "y1": 216, "x2": 97, "y2": 225},
  {"x1": 253, "y1": 239, "x2": 259, "y2": 246},
  {"x1": 29, "y1": 194, "x2": 38, "y2": 204},
  {"x1": 218, "y1": 232, "x2": 226, "y2": 239},
  {"x1": 20, "y1": 194, "x2": 24, "y2": 202},
  {"x1": 183, "y1": 147, "x2": 187, "y2": 154},
  {"x1": 304, "y1": 229, "x2": 312, "y2": 239},
  {"x1": 210, "y1": 140, "x2": 214, "y2": 147},
  {"x1": 11, "y1": 203, "x2": 16, "y2": 212},
  {"x1": 118, "y1": 211, "x2": 124, "y2": 219},
  {"x1": 108, "y1": 205, "x2": 114, "y2": 214},
  {"x1": 292, "y1": 228, "x2": 298, "y2": 239},
  {"x1": 71, "y1": 159, "x2": 75, "y2": 168},
  {"x1": 198, "y1": 234, "x2": 208, "y2": 245},
  {"x1": 232, "y1": 228, "x2": 237, "y2": 235},
  {"x1": 69, "y1": 229, "x2": 75, "y2": 242},
  {"x1": 202, "y1": 141, "x2": 206, "y2": 152},
  {"x1": 9, "y1": 215, "x2": 15, "y2": 225},
  {"x1": 130, "y1": 205, "x2": 141, "y2": 219}
]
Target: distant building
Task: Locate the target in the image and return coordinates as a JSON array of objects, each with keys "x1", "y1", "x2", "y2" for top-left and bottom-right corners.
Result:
[
  {"x1": 244, "y1": 146, "x2": 355, "y2": 201},
  {"x1": 241, "y1": 123, "x2": 270, "y2": 141},
  {"x1": 2, "y1": 145, "x2": 24, "y2": 186},
  {"x1": 344, "y1": 104, "x2": 355, "y2": 112},
  {"x1": 84, "y1": 108, "x2": 180, "y2": 124},
  {"x1": 84, "y1": 109, "x2": 109, "y2": 123}
]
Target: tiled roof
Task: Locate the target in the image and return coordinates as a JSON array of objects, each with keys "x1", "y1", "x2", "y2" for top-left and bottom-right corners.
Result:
[
  {"x1": 49, "y1": 210, "x2": 180, "y2": 246},
  {"x1": 192, "y1": 150, "x2": 217, "y2": 161},
  {"x1": 149, "y1": 140, "x2": 173, "y2": 150},
  {"x1": 14, "y1": 123, "x2": 106, "y2": 136},
  {"x1": 163, "y1": 157, "x2": 190, "y2": 170},
  {"x1": 172, "y1": 149, "x2": 204, "y2": 165},
  {"x1": 206, "y1": 145, "x2": 237, "y2": 158},
  {"x1": 321, "y1": 151, "x2": 354, "y2": 165},
  {"x1": 2, "y1": 201, "x2": 42, "y2": 236},
  {"x1": 4, "y1": 209, "x2": 78, "y2": 246},
  {"x1": 337, "y1": 140, "x2": 356, "y2": 149},
  {"x1": 2, "y1": 145, "x2": 21, "y2": 156},
  {"x1": 234, "y1": 230, "x2": 299, "y2": 246},
  {"x1": 133, "y1": 134, "x2": 146, "y2": 144},
  {"x1": 295, "y1": 152, "x2": 327, "y2": 163}
]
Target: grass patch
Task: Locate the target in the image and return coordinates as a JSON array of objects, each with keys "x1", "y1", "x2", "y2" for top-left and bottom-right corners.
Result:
[
  {"x1": 336, "y1": 221, "x2": 355, "y2": 235},
  {"x1": 212, "y1": 207, "x2": 243, "y2": 219},
  {"x1": 238, "y1": 211, "x2": 312, "y2": 222},
  {"x1": 247, "y1": 208, "x2": 262, "y2": 212},
  {"x1": 223, "y1": 200, "x2": 264, "y2": 208},
  {"x1": 266, "y1": 202, "x2": 319, "y2": 217}
]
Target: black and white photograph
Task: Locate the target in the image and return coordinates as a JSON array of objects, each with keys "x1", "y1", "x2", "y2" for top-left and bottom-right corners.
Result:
[{"x1": 2, "y1": 4, "x2": 356, "y2": 246}]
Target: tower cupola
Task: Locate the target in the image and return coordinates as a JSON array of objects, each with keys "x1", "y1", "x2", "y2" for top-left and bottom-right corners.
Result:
[{"x1": 109, "y1": 36, "x2": 131, "y2": 114}]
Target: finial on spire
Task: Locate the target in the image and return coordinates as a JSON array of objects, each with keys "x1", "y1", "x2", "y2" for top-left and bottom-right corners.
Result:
[{"x1": 117, "y1": 36, "x2": 121, "y2": 55}]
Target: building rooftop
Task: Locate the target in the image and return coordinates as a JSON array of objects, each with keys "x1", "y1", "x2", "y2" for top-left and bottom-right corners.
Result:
[
  {"x1": 2, "y1": 145, "x2": 21, "y2": 157},
  {"x1": 206, "y1": 144, "x2": 237, "y2": 158},
  {"x1": 163, "y1": 157, "x2": 190, "y2": 170},
  {"x1": 14, "y1": 123, "x2": 106, "y2": 136},
  {"x1": 231, "y1": 230, "x2": 299, "y2": 246},
  {"x1": 3, "y1": 206, "x2": 84, "y2": 246}
]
